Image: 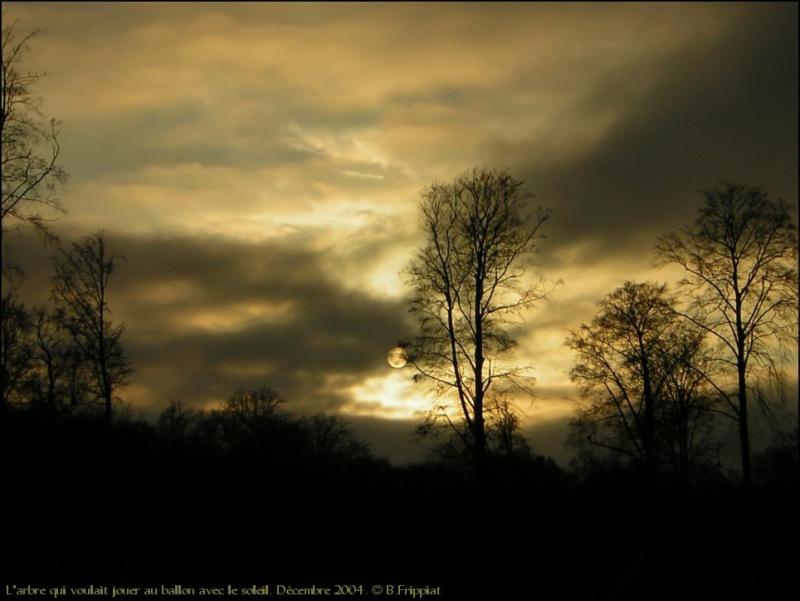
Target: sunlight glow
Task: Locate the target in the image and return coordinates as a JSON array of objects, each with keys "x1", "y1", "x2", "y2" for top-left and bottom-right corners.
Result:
[{"x1": 341, "y1": 371, "x2": 437, "y2": 419}]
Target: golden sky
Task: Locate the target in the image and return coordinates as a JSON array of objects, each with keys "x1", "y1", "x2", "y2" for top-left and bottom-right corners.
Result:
[{"x1": 4, "y1": 2, "x2": 797, "y2": 461}]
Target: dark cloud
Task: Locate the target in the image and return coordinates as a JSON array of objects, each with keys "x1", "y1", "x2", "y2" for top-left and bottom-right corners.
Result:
[
  {"x1": 5, "y1": 228, "x2": 416, "y2": 413},
  {"x1": 512, "y1": 4, "x2": 798, "y2": 261}
]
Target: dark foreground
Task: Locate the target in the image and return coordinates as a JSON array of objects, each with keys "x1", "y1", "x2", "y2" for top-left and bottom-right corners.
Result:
[{"x1": 2, "y1": 412, "x2": 798, "y2": 600}]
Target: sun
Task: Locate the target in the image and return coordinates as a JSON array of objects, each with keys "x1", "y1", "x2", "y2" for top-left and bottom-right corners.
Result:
[{"x1": 387, "y1": 346, "x2": 408, "y2": 368}]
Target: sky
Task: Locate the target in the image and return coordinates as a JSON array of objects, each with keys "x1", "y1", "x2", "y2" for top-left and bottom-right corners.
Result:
[{"x1": 3, "y1": 2, "x2": 798, "y2": 464}]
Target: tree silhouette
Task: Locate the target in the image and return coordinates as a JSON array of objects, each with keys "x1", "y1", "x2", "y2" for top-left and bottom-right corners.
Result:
[
  {"x1": 421, "y1": 395, "x2": 535, "y2": 472},
  {"x1": 225, "y1": 385, "x2": 285, "y2": 421},
  {"x1": 220, "y1": 385, "x2": 308, "y2": 457},
  {"x1": 656, "y1": 324, "x2": 721, "y2": 479},
  {"x1": 406, "y1": 167, "x2": 552, "y2": 477},
  {"x1": 567, "y1": 282, "x2": 673, "y2": 472},
  {"x1": 1, "y1": 21, "x2": 67, "y2": 243},
  {"x1": 566, "y1": 281, "x2": 719, "y2": 479},
  {"x1": 302, "y1": 414, "x2": 369, "y2": 458},
  {"x1": 26, "y1": 306, "x2": 72, "y2": 414},
  {"x1": 656, "y1": 183, "x2": 798, "y2": 485},
  {"x1": 157, "y1": 400, "x2": 204, "y2": 442},
  {"x1": 0, "y1": 289, "x2": 32, "y2": 412},
  {"x1": 51, "y1": 231, "x2": 131, "y2": 421}
]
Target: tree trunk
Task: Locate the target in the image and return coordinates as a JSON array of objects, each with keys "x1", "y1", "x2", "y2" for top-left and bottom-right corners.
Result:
[
  {"x1": 99, "y1": 333, "x2": 111, "y2": 421},
  {"x1": 99, "y1": 300, "x2": 111, "y2": 421},
  {"x1": 639, "y1": 337, "x2": 656, "y2": 477},
  {"x1": 737, "y1": 361, "x2": 751, "y2": 486},
  {"x1": 473, "y1": 414, "x2": 487, "y2": 480},
  {"x1": 473, "y1": 267, "x2": 486, "y2": 479},
  {"x1": 680, "y1": 415, "x2": 689, "y2": 481},
  {"x1": 47, "y1": 361, "x2": 56, "y2": 415}
]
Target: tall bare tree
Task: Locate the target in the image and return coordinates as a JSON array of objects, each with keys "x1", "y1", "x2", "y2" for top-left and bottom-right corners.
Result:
[
  {"x1": 51, "y1": 231, "x2": 131, "y2": 420},
  {"x1": 406, "y1": 168, "x2": 551, "y2": 477},
  {"x1": 656, "y1": 183, "x2": 798, "y2": 485},
  {"x1": 1, "y1": 21, "x2": 66, "y2": 241}
]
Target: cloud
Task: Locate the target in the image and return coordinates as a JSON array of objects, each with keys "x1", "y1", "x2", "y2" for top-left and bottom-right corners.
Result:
[
  {"x1": 342, "y1": 170, "x2": 384, "y2": 181},
  {"x1": 512, "y1": 3, "x2": 798, "y2": 258},
  {"x1": 5, "y1": 228, "x2": 416, "y2": 415},
  {"x1": 3, "y1": 2, "x2": 796, "y2": 462},
  {"x1": 12, "y1": 3, "x2": 794, "y2": 256}
]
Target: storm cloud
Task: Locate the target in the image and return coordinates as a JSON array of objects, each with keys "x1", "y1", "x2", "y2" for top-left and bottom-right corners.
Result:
[{"x1": 515, "y1": 3, "x2": 798, "y2": 262}]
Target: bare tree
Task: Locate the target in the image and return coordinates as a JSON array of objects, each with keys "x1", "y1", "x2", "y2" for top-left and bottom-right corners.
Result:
[
  {"x1": 1, "y1": 21, "x2": 67, "y2": 242},
  {"x1": 222, "y1": 385, "x2": 292, "y2": 449},
  {"x1": 656, "y1": 325, "x2": 721, "y2": 480},
  {"x1": 656, "y1": 183, "x2": 798, "y2": 485},
  {"x1": 51, "y1": 231, "x2": 131, "y2": 420},
  {"x1": 157, "y1": 400, "x2": 204, "y2": 442},
  {"x1": 485, "y1": 395, "x2": 531, "y2": 458},
  {"x1": 566, "y1": 281, "x2": 722, "y2": 480},
  {"x1": 417, "y1": 394, "x2": 533, "y2": 471},
  {"x1": 567, "y1": 282, "x2": 677, "y2": 473},
  {"x1": 406, "y1": 168, "x2": 552, "y2": 477},
  {"x1": 0, "y1": 289, "x2": 33, "y2": 412},
  {"x1": 26, "y1": 307, "x2": 72, "y2": 414},
  {"x1": 301, "y1": 414, "x2": 372, "y2": 464},
  {"x1": 225, "y1": 385, "x2": 285, "y2": 422}
]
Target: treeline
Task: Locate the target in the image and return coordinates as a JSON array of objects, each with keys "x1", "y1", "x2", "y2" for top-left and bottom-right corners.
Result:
[
  {"x1": 157, "y1": 387, "x2": 383, "y2": 474},
  {"x1": 2, "y1": 385, "x2": 797, "y2": 599},
  {"x1": 2, "y1": 195, "x2": 797, "y2": 490}
]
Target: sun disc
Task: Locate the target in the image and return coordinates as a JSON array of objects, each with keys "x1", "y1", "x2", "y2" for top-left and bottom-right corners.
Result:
[{"x1": 387, "y1": 346, "x2": 408, "y2": 368}]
